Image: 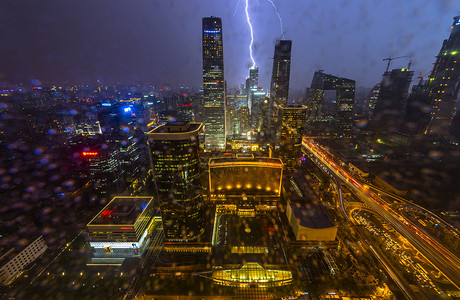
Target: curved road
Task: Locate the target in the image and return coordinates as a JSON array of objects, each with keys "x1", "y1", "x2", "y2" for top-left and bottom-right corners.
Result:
[{"x1": 302, "y1": 138, "x2": 460, "y2": 290}]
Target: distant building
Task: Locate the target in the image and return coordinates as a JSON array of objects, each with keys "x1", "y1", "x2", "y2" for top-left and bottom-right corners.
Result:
[
  {"x1": 366, "y1": 83, "x2": 381, "y2": 118},
  {"x1": 269, "y1": 40, "x2": 292, "y2": 122},
  {"x1": 304, "y1": 70, "x2": 355, "y2": 133},
  {"x1": 69, "y1": 135, "x2": 123, "y2": 194},
  {"x1": 279, "y1": 105, "x2": 307, "y2": 171},
  {"x1": 148, "y1": 122, "x2": 205, "y2": 242},
  {"x1": 0, "y1": 236, "x2": 47, "y2": 285},
  {"x1": 400, "y1": 79, "x2": 432, "y2": 137},
  {"x1": 370, "y1": 68, "x2": 414, "y2": 135},
  {"x1": 246, "y1": 66, "x2": 259, "y2": 114},
  {"x1": 202, "y1": 16, "x2": 226, "y2": 151},
  {"x1": 87, "y1": 196, "x2": 156, "y2": 259},
  {"x1": 286, "y1": 202, "x2": 337, "y2": 241},
  {"x1": 427, "y1": 15, "x2": 460, "y2": 136}
]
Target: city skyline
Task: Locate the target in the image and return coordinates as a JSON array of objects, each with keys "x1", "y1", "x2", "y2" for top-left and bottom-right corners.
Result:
[{"x1": 1, "y1": 1, "x2": 459, "y2": 95}]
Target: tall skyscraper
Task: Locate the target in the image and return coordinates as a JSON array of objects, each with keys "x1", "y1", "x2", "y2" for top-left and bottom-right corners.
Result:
[
  {"x1": 269, "y1": 40, "x2": 292, "y2": 121},
  {"x1": 370, "y1": 68, "x2": 413, "y2": 135},
  {"x1": 202, "y1": 16, "x2": 226, "y2": 151},
  {"x1": 304, "y1": 70, "x2": 355, "y2": 133},
  {"x1": 426, "y1": 15, "x2": 460, "y2": 136},
  {"x1": 148, "y1": 122, "x2": 205, "y2": 242},
  {"x1": 246, "y1": 66, "x2": 258, "y2": 114}
]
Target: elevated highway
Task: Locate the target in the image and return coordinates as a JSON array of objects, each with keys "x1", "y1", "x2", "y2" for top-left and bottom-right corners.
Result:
[{"x1": 301, "y1": 138, "x2": 460, "y2": 290}]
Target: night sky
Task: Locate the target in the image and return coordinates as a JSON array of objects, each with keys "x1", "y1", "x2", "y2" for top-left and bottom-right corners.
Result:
[{"x1": 0, "y1": 0, "x2": 458, "y2": 96}]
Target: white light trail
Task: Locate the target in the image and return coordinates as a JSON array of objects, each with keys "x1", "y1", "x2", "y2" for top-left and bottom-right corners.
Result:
[
  {"x1": 266, "y1": 0, "x2": 284, "y2": 37},
  {"x1": 233, "y1": 0, "x2": 241, "y2": 16},
  {"x1": 245, "y1": 0, "x2": 256, "y2": 67}
]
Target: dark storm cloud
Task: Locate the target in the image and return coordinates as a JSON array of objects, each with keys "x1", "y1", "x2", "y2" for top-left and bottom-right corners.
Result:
[{"x1": 0, "y1": 0, "x2": 458, "y2": 93}]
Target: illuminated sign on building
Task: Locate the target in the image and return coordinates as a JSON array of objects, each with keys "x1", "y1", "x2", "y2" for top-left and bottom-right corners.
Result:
[
  {"x1": 203, "y1": 30, "x2": 221, "y2": 33},
  {"x1": 82, "y1": 152, "x2": 98, "y2": 156}
]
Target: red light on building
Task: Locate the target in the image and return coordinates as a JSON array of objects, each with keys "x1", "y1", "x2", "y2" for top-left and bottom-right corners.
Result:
[
  {"x1": 82, "y1": 152, "x2": 98, "y2": 156},
  {"x1": 182, "y1": 103, "x2": 192, "y2": 107},
  {"x1": 120, "y1": 227, "x2": 133, "y2": 230}
]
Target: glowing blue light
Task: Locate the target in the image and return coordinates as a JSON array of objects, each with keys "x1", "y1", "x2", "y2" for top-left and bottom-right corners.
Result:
[
  {"x1": 124, "y1": 107, "x2": 131, "y2": 112},
  {"x1": 101, "y1": 103, "x2": 111, "y2": 106},
  {"x1": 204, "y1": 30, "x2": 221, "y2": 33},
  {"x1": 456, "y1": 19, "x2": 460, "y2": 26}
]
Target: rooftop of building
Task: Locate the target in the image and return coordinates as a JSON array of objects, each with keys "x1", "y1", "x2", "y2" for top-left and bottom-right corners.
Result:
[
  {"x1": 279, "y1": 104, "x2": 307, "y2": 110},
  {"x1": 87, "y1": 196, "x2": 154, "y2": 226},
  {"x1": 289, "y1": 202, "x2": 336, "y2": 229},
  {"x1": 283, "y1": 168, "x2": 319, "y2": 203},
  {"x1": 210, "y1": 155, "x2": 283, "y2": 167},
  {"x1": 147, "y1": 122, "x2": 203, "y2": 140}
]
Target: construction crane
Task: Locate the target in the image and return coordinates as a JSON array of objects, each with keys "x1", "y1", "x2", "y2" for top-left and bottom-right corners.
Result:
[{"x1": 382, "y1": 56, "x2": 409, "y2": 72}]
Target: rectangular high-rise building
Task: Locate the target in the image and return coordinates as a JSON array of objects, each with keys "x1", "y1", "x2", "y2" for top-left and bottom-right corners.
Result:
[
  {"x1": 202, "y1": 16, "x2": 226, "y2": 151},
  {"x1": 269, "y1": 40, "x2": 292, "y2": 121},
  {"x1": 148, "y1": 122, "x2": 205, "y2": 242},
  {"x1": 427, "y1": 15, "x2": 460, "y2": 136},
  {"x1": 246, "y1": 67, "x2": 259, "y2": 114}
]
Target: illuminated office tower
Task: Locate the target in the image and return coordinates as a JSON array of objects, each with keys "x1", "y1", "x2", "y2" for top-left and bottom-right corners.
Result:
[
  {"x1": 246, "y1": 66, "x2": 258, "y2": 114},
  {"x1": 202, "y1": 16, "x2": 226, "y2": 151},
  {"x1": 304, "y1": 71, "x2": 355, "y2": 133},
  {"x1": 269, "y1": 40, "x2": 292, "y2": 121},
  {"x1": 279, "y1": 105, "x2": 307, "y2": 171},
  {"x1": 427, "y1": 15, "x2": 460, "y2": 136},
  {"x1": 148, "y1": 122, "x2": 205, "y2": 242}
]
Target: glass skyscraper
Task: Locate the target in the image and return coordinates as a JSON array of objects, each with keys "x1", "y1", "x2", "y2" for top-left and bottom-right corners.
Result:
[
  {"x1": 148, "y1": 122, "x2": 205, "y2": 242},
  {"x1": 269, "y1": 40, "x2": 292, "y2": 121},
  {"x1": 202, "y1": 16, "x2": 226, "y2": 151}
]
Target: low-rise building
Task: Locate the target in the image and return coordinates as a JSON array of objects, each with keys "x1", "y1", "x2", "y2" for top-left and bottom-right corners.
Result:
[
  {"x1": 0, "y1": 235, "x2": 47, "y2": 285},
  {"x1": 286, "y1": 202, "x2": 337, "y2": 241},
  {"x1": 87, "y1": 196, "x2": 156, "y2": 259}
]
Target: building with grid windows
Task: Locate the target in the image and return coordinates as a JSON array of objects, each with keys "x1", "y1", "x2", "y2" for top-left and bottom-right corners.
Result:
[
  {"x1": 279, "y1": 105, "x2": 307, "y2": 171},
  {"x1": 202, "y1": 16, "x2": 226, "y2": 151},
  {"x1": 148, "y1": 122, "x2": 205, "y2": 242},
  {"x1": 0, "y1": 236, "x2": 47, "y2": 285}
]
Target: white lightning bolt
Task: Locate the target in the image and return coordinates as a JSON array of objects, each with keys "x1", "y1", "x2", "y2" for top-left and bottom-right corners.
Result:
[
  {"x1": 245, "y1": 0, "x2": 256, "y2": 67},
  {"x1": 266, "y1": 0, "x2": 284, "y2": 37}
]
